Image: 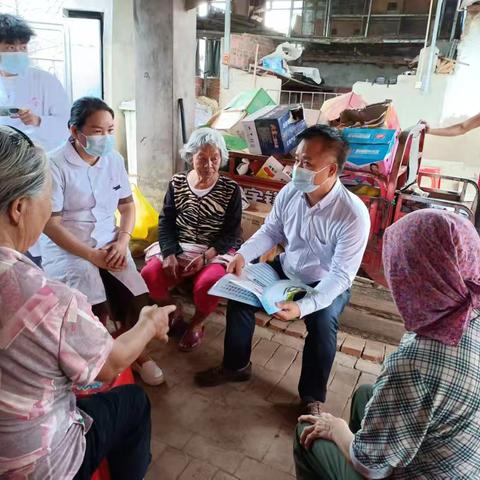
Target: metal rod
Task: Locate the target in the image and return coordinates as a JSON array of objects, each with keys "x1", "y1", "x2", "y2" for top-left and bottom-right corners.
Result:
[
  {"x1": 287, "y1": 0, "x2": 294, "y2": 37},
  {"x1": 222, "y1": 0, "x2": 232, "y2": 89},
  {"x1": 449, "y1": 0, "x2": 461, "y2": 42},
  {"x1": 365, "y1": 0, "x2": 374, "y2": 38},
  {"x1": 422, "y1": 0, "x2": 445, "y2": 93},
  {"x1": 325, "y1": 0, "x2": 332, "y2": 37},
  {"x1": 424, "y1": 0, "x2": 435, "y2": 48}
]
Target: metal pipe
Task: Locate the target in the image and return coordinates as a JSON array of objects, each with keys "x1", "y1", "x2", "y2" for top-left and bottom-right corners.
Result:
[
  {"x1": 325, "y1": 0, "x2": 332, "y2": 37},
  {"x1": 365, "y1": 0, "x2": 374, "y2": 38},
  {"x1": 449, "y1": 0, "x2": 461, "y2": 42},
  {"x1": 424, "y1": 0, "x2": 435, "y2": 48},
  {"x1": 422, "y1": 0, "x2": 445, "y2": 93},
  {"x1": 222, "y1": 0, "x2": 232, "y2": 89},
  {"x1": 287, "y1": 0, "x2": 295, "y2": 37}
]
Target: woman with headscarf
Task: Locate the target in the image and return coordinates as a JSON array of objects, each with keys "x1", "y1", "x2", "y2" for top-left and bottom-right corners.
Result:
[{"x1": 293, "y1": 209, "x2": 480, "y2": 479}]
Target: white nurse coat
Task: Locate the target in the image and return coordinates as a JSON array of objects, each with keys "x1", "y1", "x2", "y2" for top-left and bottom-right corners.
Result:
[
  {"x1": 41, "y1": 141, "x2": 148, "y2": 305},
  {"x1": 0, "y1": 67, "x2": 70, "y2": 152}
]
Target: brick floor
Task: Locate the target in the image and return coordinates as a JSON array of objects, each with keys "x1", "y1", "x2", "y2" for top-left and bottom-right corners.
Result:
[{"x1": 142, "y1": 304, "x2": 398, "y2": 479}]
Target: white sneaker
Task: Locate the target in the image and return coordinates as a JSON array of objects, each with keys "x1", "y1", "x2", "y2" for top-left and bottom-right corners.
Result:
[{"x1": 133, "y1": 360, "x2": 165, "y2": 386}]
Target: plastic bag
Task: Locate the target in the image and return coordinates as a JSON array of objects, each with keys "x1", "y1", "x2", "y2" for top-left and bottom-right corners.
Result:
[{"x1": 116, "y1": 184, "x2": 159, "y2": 241}]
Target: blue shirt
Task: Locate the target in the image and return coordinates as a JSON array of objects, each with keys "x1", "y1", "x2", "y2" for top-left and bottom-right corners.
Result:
[{"x1": 238, "y1": 180, "x2": 371, "y2": 317}]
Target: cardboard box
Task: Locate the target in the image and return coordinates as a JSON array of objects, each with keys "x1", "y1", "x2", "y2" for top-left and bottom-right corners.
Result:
[
  {"x1": 344, "y1": 128, "x2": 400, "y2": 176},
  {"x1": 241, "y1": 202, "x2": 272, "y2": 241},
  {"x1": 256, "y1": 156, "x2": 291, "y2": 183},
  {"x1": 255, "y1": 104, "x2": 307, "y2": 155},
  {"x1": 208, "y1": 88, "x2": 276, "y2": 139},
  {"x1": 242, "y1": 105, "x2": 277, "y2": 154}
]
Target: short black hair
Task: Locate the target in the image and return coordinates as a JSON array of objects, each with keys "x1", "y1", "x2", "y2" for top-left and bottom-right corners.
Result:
[
  {"x1": 297, "y1": 125, "x2": 350, "y2": 174},
  {"x1": 69, "y1": 97, "x2": 114, "y2": 129},
  {"x1": 0, "y1": 14, "x2": 35, "y2": 44}
]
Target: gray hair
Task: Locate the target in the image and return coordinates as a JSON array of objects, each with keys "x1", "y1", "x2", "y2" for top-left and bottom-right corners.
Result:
[
  {"x1": 180, "y1": 127, "x2": 229, "y2": 166},
  {"x1": 0, "y1": 126, "x2": 49, "y2": 213}
]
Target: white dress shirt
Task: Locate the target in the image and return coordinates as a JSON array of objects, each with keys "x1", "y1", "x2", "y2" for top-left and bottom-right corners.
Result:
[
  {"x1": 0, "y1": 67, "x2": 70, "y2": 152},
  {"x1": 238, "y1": 180, "x2": 371, "y2": 317},
  {"x1": 41, "y1": 141, "x2": 148, "y2": 305}
]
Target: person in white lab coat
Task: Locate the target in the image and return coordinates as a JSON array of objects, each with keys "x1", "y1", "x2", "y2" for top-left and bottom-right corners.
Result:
[
  {"x1": 0, "y1": 14, "x2": 70, "y2": 152},
  {"x1": 42, "y1": 97, "x2": 165, "y2": 386}
]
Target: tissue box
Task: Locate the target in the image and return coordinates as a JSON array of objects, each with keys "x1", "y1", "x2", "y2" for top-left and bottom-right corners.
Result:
[{"x1": 344, "y1": 128, "x2": 400, "y2": 176}]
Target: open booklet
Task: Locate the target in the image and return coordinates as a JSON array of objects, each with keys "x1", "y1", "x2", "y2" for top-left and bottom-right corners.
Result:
[{"x1": 209, "y1": 263, "x2": 314, "y2": 315}]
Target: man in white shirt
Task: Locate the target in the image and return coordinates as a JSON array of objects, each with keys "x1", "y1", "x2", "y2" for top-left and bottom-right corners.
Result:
[
  {"x1": 195, "y1": 125, "x2": 371, "y2": 414},
  {"x1": 0, "y1": 14, "x2": 70, "y2": 152}
]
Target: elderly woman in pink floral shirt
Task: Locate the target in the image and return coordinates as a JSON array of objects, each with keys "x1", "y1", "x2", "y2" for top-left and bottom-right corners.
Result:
[{"x1": 0, "y1": 125, "x2": 174, "y2": 479}]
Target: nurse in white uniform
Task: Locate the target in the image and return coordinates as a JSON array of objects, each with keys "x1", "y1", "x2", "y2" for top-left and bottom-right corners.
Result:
[
  {"x1": 42, "y1": 97, "x2": 165, "y2": 386},
  {"x1": 0, "y1": 14, "x2": 69, "y2": 152}
]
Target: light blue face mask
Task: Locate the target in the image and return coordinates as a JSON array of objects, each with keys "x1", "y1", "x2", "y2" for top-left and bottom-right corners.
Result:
[
  {"x1": 292, "y1": 164, "x2": 330, "y2": 193},
  {"x1": 80, "y1": 133, "x2": 115, "y2": 157},
  {"x1": 0, "y1": 52, "x2": 30, "y2": 75}
]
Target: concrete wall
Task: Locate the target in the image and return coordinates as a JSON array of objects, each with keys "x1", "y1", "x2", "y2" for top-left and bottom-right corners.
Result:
[
  {"x1": 304, "y1": 61, "x2": 406, "y2": 89},
  {"x1": 134, "y1": 0, "x2": 196, "y2": 209},
  {"x1": 111, "y1": 0, "x2": 135, "y2": 158},
  {"x1": 353, "y1": 9, "x2": 480, "y2": 182},
  {"x1": 219, "y1": 68, "x2": 282, "y2": 108}
]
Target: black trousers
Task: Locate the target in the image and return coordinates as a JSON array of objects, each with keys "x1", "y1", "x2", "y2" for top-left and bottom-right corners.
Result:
[
  {"x1": 93, "y1": 269, "x2": 150, "y2": 329},
  {"x1": 74, "y1": 385, "x2": 152, "y2": 480},
  {"x1": 223, "y1": 259, "x2": 351, "y2": 402}
]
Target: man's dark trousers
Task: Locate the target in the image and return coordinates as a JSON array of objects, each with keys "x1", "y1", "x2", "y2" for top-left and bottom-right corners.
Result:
[{"x1": 222, "y1": 258, "x2": 351, "y2": 402}]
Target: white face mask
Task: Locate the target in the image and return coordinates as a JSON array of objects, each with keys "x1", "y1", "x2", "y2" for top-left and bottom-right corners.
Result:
[
  {"x1": 79, "y1": 132, "x2": 115, "y2": 157},
  {"x1": 291, "y1": 164, "x2": 331, "y2": 193}
]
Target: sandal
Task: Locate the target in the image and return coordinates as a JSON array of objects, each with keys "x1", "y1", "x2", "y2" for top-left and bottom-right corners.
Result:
[{"x1": 178, "y1": 326, "x2": 205, "y2": 352}]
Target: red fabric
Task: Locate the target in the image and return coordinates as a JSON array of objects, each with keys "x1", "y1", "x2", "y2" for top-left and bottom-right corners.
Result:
[
  {"x1": 141, "y1": 257, "x2": 226, "y2": 315},
  {"x1": 383, "y1": 209, "x2": 480, "y2": 345}
]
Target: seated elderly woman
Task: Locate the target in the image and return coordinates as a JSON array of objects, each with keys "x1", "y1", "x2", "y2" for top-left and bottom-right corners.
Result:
[
  {"x1": 294, "y1": 209, "x2": 480, "y2": 480},
  {"x1": 0, "y1": 126, "x2": 173, "y2": 479},
  {"x1": 141, "y1": 127, "x2": 242, "y2": 351}
]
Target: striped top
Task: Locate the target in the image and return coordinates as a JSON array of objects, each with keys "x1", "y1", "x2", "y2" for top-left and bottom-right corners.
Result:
[{"x1": 159, "y1": 172, "x2": 242, "y2": 258}]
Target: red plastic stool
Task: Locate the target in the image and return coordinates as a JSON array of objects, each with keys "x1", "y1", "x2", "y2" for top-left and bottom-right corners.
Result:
[
  {"x1": 74, "y1": 368, "x2": 135, "y2": 480},
  {"x1": 419, "y1": 167, "x2": 441, "y2": 189}
]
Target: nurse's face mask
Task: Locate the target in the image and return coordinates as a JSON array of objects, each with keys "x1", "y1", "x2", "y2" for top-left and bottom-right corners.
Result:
[{"x1": 79, "y1": 131, "x2": 115, "y2": 158}]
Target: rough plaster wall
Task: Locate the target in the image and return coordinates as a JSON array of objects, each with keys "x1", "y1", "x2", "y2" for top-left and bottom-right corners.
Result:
[{"x1": 303, "y1": 61, "x2": 406, "y2": 89}]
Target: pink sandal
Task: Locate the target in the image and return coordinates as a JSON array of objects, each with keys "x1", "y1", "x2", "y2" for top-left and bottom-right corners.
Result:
[{"x1": 178, "y1": 326, "x2": 205, "y2": 352}]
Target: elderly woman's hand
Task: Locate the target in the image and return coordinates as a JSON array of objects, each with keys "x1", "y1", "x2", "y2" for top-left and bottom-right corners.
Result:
[
  {"x1": 163, "y1": 254, "x2": 180, "y2": 280},
  {"x1": 182, "y1": 255, "x2": 204, "y2": 277},
  {"x1": 298, "y1": 413, "x2": 352, "y2": 450},
  {"x1": 139, "y1": 304, "x2": 176, "y2": 343}
]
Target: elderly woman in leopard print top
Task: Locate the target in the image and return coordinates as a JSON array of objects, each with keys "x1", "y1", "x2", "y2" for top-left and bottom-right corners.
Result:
[{"x1": 141, "y1": 128, "x2": 242, "y2": 351}]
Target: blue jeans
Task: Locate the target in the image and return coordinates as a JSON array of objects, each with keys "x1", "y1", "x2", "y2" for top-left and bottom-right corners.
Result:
[
  {"x1": 74, "y1": 385, "x2": 152, "y2": 480},
  {"x1": 223, "y1": 258, "x2": 351, "y2": 402}
]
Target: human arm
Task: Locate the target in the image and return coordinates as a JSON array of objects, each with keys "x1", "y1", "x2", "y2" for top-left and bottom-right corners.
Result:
[
  {"x1": 426, "y1": 112, "x2": 480, "y2": 137},
  {"x1": 158, "y1": 181, "x2": 183, "y2": 278},
  {"x1": 44, "y1": 216, "x2": 122, "y2": 272},
  {"x1": 42, "y1": 162, "x2": 120, "y2": 270},
  {"x1": 212, "y1": 184, "x2": 243, "y2": 254},
  {"x1": 296, "y1": 205, "x2": 370, "y2": 318},
  {"x1": 298, "y1": 413, "x2": 354, "y2": 459},
  {"x1": 34, "y1": 73, "x2": 70, "y2": 146},
  {"x1": 59, "y1": 290, "x2": 173, "y2": 384},
  {"x1": 348, "y1": 356, "x2": 433, "y2": 478},
  {"x1": 97, "y1": 304, "x2": 174, "y2": 381},
  {"x1": 104, "y1": 197, "x2": 135, "y2": 269}
]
